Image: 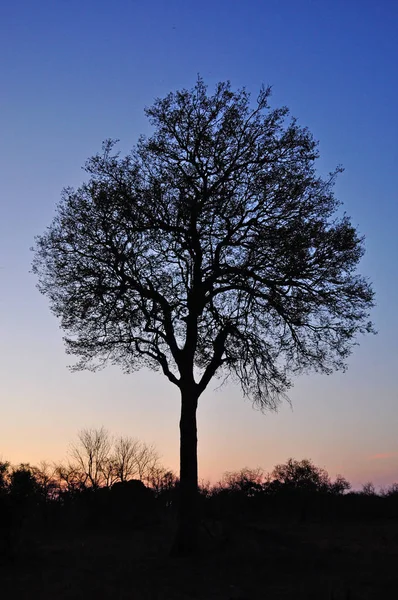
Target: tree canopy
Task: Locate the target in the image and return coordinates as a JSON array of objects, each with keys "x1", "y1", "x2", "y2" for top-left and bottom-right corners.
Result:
[{"x1": 32, "y1": 78, "x2": 374, "y2": 410}]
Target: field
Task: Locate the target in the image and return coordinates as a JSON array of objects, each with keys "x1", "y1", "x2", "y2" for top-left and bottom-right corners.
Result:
[{"x1": 1, "y1": 516, "x2": 397, "y2": 599}]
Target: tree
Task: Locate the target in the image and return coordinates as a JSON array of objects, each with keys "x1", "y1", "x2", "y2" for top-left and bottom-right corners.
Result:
[
  {"x1": 9, "y1": 464, "x2": 38, "y2": 501},
  {"x1": 269, "y1": 458, "x2": 341, "y2": 493},
  {"x1": 330, "y1": 474, "x2": 351, "y2": 495},
  {"x1": 32, "y1": 78, "x2": 374, "y2": 554},
  {"x1": 70, "y1": 427, "x2": 112, "y2": 489},
  {"x1": 67, "y1": 428, "x2": 160, "y2": 489},
  {"x1": 112, "y1": 436, "x2": 159, "y2": 483},
  {"x1": 54, "y1": 461, "x2": 87, "y2": 494},
  {"x1": 147, "y1": 465, "x2": 178, "y2": 495},
  {"x1": 31, "y1": 461, "x2": 59, "y2": 501},
  {"x1": 0, "y1": 461, "x2": 10, "y2": 491},
  {"x1": 361, "y1": 481, "x2": 376, "y2": 496},
  {"x1": 219, "y1": 467, "x2": 264, "y2": 496}
]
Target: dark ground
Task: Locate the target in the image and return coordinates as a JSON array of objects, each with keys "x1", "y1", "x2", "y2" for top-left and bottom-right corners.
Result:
[{"x1": 1, "y1": 516, "x2": 397, "y2": 599}]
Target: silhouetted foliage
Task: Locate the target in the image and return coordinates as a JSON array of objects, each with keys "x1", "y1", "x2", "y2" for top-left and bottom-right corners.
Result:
[
  {"x1": 110, "y1": 479, "x2": 155, "y2": 524},
  {"x1": 54, "y1": 461, "x2": 87, "y2": 494},
  {"x1": 70, "y1": 427, "x2": 112, "y2": 489},
  {"x1": 147, "y1": 466, "x2": 179, "y2": 506},
  {"x1": 9, "y1": 464, "x2": 38, "y2": 501},
  {"x1": 268, "y1": 458, "x2": 350, "y2": 494},
  {"x1": 113, "y1": 436, "x2": 160, "y2": 484},
  {"x1": 329, "y1": 474, "x2": 351, "y2": 495},
  {"x1": 220, "y1": 468, "x2": 264, "y2": 496},
  {"x1": 361, "y1": 481, "x2": 377, "y2": 496},
  {"x1": 0, "y1": 461, "x2": 10, "y2": 491},
  {"x1": 383, "y1": 482, "x2": 398, "y2": 497},
  {"x1": 68, "y1": 428, "x2": 160, "y2": 490},
  {"x1": 2, "y1": 441, "x2": 398, "y2": 566},
  {"x1": 32, "y1": 78, "x2": 375, "y2": 554}
]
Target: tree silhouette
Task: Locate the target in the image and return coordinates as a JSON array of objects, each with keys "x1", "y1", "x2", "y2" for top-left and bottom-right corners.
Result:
[
  {"x1": 269, "y1": 458, "x2": 349, "y2": 494},
  {"x1": 0, "y1": 461, "x2": 10, "y2": 491},
  {"x1": 113, "y1": 436, "x2": 159, "y2": 484},
  {"x1": 70, "y1": 428, "x2": 112, "y2": 489},
  {"x1": 32, "y1": 78, "x2": 374, "y2": 554}
]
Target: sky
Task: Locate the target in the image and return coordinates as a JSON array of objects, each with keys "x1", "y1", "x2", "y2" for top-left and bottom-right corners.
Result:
[{"x1": 0, "y1": 0, "x2": 397, "y2": 489}]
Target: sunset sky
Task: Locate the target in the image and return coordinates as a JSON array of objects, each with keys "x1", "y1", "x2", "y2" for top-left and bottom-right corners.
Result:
[{"x1": 0, "y1": 0, "x2": 397, "y2": 489}]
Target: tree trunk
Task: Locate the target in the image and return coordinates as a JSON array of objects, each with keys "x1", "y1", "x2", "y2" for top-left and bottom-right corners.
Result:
[{"x1": 171, "y1": 385, "x2": 199, "y2": 556}]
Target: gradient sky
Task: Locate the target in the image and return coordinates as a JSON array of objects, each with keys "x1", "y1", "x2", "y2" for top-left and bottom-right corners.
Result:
[{"x1": 1, "y1": 0, "x2": 397, "y2": 489}]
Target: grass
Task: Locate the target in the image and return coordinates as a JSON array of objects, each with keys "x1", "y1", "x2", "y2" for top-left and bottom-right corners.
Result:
[{"x1": 1, "y1": 516, "x2": 397, "y2": 599}]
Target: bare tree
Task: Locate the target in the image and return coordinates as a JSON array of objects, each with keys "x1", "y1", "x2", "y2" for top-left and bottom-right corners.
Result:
[
  {"x1": 147, "y1": 465, "x2": 178, "y2": 497},
  {"x1": 135, "y1": 442, "x2": 160, "y2": 483},
  {"x1": 361, "y1": 481, "x2": 376, "y2": 496},
  {"x1": 112, "y1": 436, "x2": 158, "y2": 483},
  {"x1": 32, "y1": 78, "x2": 375, "y2": 554},
  {"x1": 220, "y1": 467, "x2": 264, "y2": 495},
  {"x1": 54, "y1": 461, "x2": 87, "y2": 493},
  {"x1": 70, "y1": 427, "x2": 112, "y2": 489},
  {"x1": 112, "y1": 436, "x2": 139, "y2": 483},
  {"x1": 0, "y1": 460, "x2": 10, "y2": 490},
  {"x1": 31, "y1": 461, "x2": 59, "y2": 501},
  {"x1": 99, "y1": 455, "x2": 118, "y2": 488}
]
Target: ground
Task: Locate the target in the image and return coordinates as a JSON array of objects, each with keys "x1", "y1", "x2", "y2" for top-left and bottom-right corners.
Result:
[{"x1": 1, "y1": 517, "x2": 397, "y2": 599}]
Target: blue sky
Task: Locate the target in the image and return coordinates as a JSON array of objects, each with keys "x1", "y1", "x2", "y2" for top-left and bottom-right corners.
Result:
[{"x1": 0, "y1": 0, "x2": 397, "y2": 488}]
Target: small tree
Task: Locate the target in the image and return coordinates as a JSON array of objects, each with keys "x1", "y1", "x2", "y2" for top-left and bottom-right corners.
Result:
[
  {"x1": 9, "y1": 464, "x2": 38, "y2": 503},
  {"x1": 0, "y1": 461, "x2": 10, "y2": 491},
  {"x1": 383, "y1": 483, "x2": 398, "y2": 497},
  {"x1": 269, "y1": 458, "x2": 350, "y2": 495},
  {"x1": 270, "y1": 458, "x2": 331, "y2": 492},
  {"x1": 54, "y1": 461, "x2": 87, "y2": 494},
  {"x1": 220, "y1": 467, "x2": 264, "y2": 496},
  {"x1": 32, "y1": 78, "x2": 374, "y2": 554},
  {"x1": 70, "y1": 427, "x2": 112, "y2": 489},
  {"x1": 32, "y1": 461, "x2": 59, "y2": 501},
  {"x1": 112, "y1": 436, "x2": 159, "y2": 483},
  {"x1": 361, "y1": 481, "x2": 376, "y2": 496},
  {"x1": 330, "y1": 474, "x2": 351, "y2": 495},
  {"x1": 147, "y1": 466, "x2": 178, "y2": 495}
]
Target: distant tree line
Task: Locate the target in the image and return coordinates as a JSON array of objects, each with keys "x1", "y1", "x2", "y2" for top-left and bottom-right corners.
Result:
[{"x1": 1, "y1": 431, "x2": 398, "y2": 561}]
